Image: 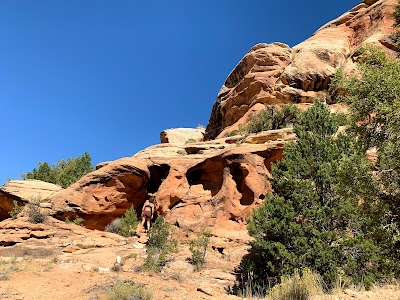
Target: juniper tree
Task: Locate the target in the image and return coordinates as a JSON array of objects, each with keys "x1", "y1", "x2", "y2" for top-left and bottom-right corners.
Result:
[
  {"x1": 240, "y1": 101, "x2": 383, "y2": 293},
  {"x1": 333, "y1": 46, "x2": 400, "y2": 275},
  {"x1": 22, "y1": 152, "x2": 95, "y2": 188}
]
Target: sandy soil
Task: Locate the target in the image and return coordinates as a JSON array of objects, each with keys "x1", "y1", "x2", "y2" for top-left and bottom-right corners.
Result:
[{"x1": 0, "y1": 239, "x2": 399, "y2": 300}]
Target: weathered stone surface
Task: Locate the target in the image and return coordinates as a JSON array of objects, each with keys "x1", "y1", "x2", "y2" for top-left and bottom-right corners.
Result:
[
  {"x1": 243, "y1": 128, "x2": 295, "y2": 144},
  {"x1": 47, "y1": 135, "x2": 287, "y2": 239},
  {"x1": 160, "y1": 127, "x2": 206, "y2": 144},
  {"x1": 0, "y1": 180, "x2": 62, "y2": 221},
  {"x1": 0, "y1": 217, "x2": 126, "y2": 247},
  {"x1": 205, "y1": 0, "x2": 397, "y2": 139}
]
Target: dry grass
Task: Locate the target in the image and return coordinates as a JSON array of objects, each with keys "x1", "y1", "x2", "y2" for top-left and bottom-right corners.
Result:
[
  {"x1": 268, "y1": 269, "x2": 324, "y2": 300},
  {"x1": 103, "y1": 281, "x2": 152, "y2": 300}
]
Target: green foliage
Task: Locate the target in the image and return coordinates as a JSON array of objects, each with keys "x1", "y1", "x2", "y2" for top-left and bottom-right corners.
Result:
[
  {"x1": 333, "y1": 46, "x2": 400, "y2": 276},
  {"x1": 189, "y1": 228, "x2": 211, "y2": 271},
  {"x1": 119, "y1": 206, "x2": 139, "y2": 237},
  {"x1": 143, "y1": 217, "x2": 177, "y2": 272},
  {"x1": 104, "y1": 281, "x2": 152, "y2": 300},
  {"x1": 185, "y1": 138, "x2": 197, "y2": 144},
  {"x1": 105, "y1": 206, "x2": 139, "y2": 237},
  {"x1": 64, "y1": 216, "x2": 84, "y2": 226},
  {"x1": 224, "y1": 130, "x2": 239, "y2": 137},
  {"x1": 242, "y1": 104, "x2": 300, "y2": 134},
  {"x1": 73, "y1": 217, "x2": 84, "y2": 226},
  {"x1": 268, "y1": 269, "x2": 323, "y2": 300},
  {"x1": 8, "y1": 200, "x2": 23, "y2": 219},
  {"x1": 240, "y1": 101, "x2": 385, "y2": 295},
  {"x1": 21, "y1": 152, "x2": 94, "y2": 188},
  {"x1": 395, "y1": 0, "x2": 400, "y2": 26}
]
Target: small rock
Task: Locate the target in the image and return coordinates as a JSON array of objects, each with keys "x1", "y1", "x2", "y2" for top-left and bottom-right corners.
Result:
[
  {"x1": 63, "y1": 245, "x2": 81, "y2": 253},
  {"x1": 197, "y1": 286, "x2": 214, "y2": 296}
]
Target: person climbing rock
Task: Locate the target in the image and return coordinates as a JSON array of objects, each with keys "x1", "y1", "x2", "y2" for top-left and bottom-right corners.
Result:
[{"x1": 141, "y1": 196, "x2": 155, "y2": 233}]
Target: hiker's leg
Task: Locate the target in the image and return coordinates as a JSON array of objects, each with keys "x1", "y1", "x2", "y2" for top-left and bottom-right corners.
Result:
[
  {"x1": 146, "y1": 218, "x2": 151, "y2": 232},
  {"x1": 141, "y1": 216, "x2": 146, "y2": 232}
]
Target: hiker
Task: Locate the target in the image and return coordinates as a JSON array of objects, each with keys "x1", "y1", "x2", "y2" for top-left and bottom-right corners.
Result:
[{"x1": 141, "y1": 197, "x2": 155, "y2": 233}]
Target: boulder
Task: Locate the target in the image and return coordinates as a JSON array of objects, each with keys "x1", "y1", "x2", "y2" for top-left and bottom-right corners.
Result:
[
  {"x1": 0, "y1": 216, "x2": 126, "y2": 247},
  {"x1": 0, "y1": 180, "x2": 62, "y2": 221},
  {"x1": 160, "y1": 127, "x2": 205, "y2": 144}
]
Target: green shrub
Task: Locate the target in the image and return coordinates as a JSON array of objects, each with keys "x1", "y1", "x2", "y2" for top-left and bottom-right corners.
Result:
[
  {"x1": 119, "y1": 206, "x2": 139, "y2": 237},
  {"x1": 104, "y1": 282, "x2": 152, "y2": 300},
  {"x1": 224, "y1": 130, "x2": 239, "y2": 137},
  {"x1": 105, "y1": 206, "x2": 139, "y2": 237},
  {"x1": 242, "y1": 104, "x2": 300, "y2": 134},
  {"x1": 185, "y1": 138, "x2": 197, "y2": 144},
  {"x1": 143, "y1": 217, "x2": 177, "y2": 272},
  {"x1": 189, "y1": 228, "x2": 211, "y2": 271},
  {"x1": 21, "y1": 152, "x2": 95, "y2": 188},
  {"x1": 73, "y1": 217, "x2": 84, "y2": 226},
  {"x1": 8, "y1": 200, "x2": 23, "y2": 219}
]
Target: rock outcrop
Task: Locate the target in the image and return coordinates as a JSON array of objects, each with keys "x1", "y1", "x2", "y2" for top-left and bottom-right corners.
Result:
[
  {"x1": 1, "y1": 0, "x2": 397, "y2": 244},
  {"x1": 45, "y1": 130, "x2": 295, "y2": 238},
  {"x1": 205, "y1": 0, "x2": 398, "y2": 139},
  {"x1": 0, "y1": 216, "x2": 126, "y2": 248},
  {"x1": 0, "y1": 180, "x2": 62, "y2": 221},
  {"x1": 160, "y1": 127, "x2": 206, "y2": 144}
]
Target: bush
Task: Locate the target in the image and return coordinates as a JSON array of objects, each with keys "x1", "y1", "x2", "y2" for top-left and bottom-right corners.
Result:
[
  {"x1": 21, "y1": 152, "x2": 94, "y2": 188},
  {"x1": 8, "y1": 200, "x2": 23, "y2": 219},
  {"x1": 268, "y1": 269, "x2": 324, "y2": 300},
  {"x1": 242, "y1": 104, "x2": 300, "y2": 134},
  {"x1": 105, "y1": 206, "x2": 139, "y2": 237},
  {"x1": 28, "y1": 202, "x2": 47, "y2": 224},
  {"x1": 224, "y1": 130, "x2": 239, "y2": 137},
  {"x1": 119, "y1": 206, "x2": 139, "y2": 237},
  {"x1": 143, "y1": 217, "x2": 177, "y2": 272},
  {"x1": 189, "y1": 228, "x2": 211, "y2": 271},
  {"x1": 105, "y1": 218, "x2": 122, "y2": 234},
  {"x1": 104, "y1": 282, "x2": 152, "y2": 300}
]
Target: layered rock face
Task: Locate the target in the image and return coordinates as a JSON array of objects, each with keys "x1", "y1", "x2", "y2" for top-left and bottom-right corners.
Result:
[
  {"x1": 0, "y1": 180, "x2": 62, "y2": 221},
  {"x1": 205, "y1": 0, "x2": 398, "y2": 139},
  {"x1": 48, "y1": 134, "x2": 293, "y2": 235},
  {"x1": 1, "y1": 0, "x2": 397, "y2": 243}
]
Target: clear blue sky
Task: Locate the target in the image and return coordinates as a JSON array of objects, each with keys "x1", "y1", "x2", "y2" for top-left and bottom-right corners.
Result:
[{"x1": 0, "y1": 0, "x2": 360, "y2": 185}]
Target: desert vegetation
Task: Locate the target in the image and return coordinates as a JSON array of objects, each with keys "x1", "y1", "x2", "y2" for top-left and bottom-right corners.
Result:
[
  {"x1": 105, "y1": 206, "x2": 139, "y2": 237},
  {"x1": 21, "y1": 152, "x2": 94, "y2": 188},
  {"x1": 237, "y1": 45, "x2": 400, "y2": 298},
  {"x1": 225, "y1": 104, "x2": 300, "y2": 137},
  {"x1": 143, "y1": 217, "x2": 177, "y2": 272},
  {"x1": 189, "y1": 228, "x2": 211, "y2": 271}
]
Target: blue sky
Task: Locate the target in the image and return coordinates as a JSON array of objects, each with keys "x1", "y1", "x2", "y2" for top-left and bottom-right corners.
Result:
[{"x1": 0, "y1": 0, "x2": 360, "y2": 185}]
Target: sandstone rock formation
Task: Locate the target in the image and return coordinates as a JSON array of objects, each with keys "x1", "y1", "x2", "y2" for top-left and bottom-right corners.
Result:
[
  {"x1": 205, "y1": 0, "x2": 398, "y2": 140},
  {"x1": 160, "y1": 127, "x2": 206, "y2": 144},
  {"x1": 47, "y1": 133, "x2": 294, "y2": 236},
  {"x1": 0, "y1": 180, "x2": 62, "y2": 221},
  {"x1": 1, "y1": 0, "x2": 397, "y2": 246},
  {"x1": 0, "y1": 216, "x2": 126, "y2": 247}
]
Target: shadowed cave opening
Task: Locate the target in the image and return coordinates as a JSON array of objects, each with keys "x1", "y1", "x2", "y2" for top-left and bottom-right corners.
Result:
[
  {"x1": 147, "y1": 164, "x2": 170, "y2": 194},
  {"x1": 186, "y1": 157, "x2": 223, "y2": 196},
  {"x1": 230, "y1": 164, "x2": 254, "y2": 206}
]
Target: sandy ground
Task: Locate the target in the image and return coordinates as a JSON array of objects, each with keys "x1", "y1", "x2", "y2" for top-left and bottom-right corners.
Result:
[{"x1": 0, "y1": 240, "x2": 399, "y2": 300}]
